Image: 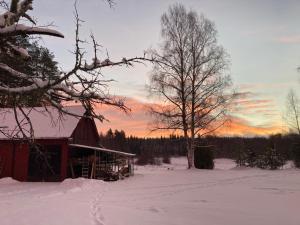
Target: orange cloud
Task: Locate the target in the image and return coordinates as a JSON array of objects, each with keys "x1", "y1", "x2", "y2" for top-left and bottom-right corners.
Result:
[
  {"x1": 94, "y1": 96, "x2": 284, "y2": 137},
  {"x1": 217, "y1": 116, "x2": 283, "y2": 137},
  {"x1": 95, "y1": 97, "x2": 159, "y2": 137}
]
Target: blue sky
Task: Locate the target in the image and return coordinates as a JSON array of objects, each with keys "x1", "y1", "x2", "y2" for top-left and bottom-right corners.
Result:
[{"x1": 31, "y1": 0, "x2": 300, "y2": 135}]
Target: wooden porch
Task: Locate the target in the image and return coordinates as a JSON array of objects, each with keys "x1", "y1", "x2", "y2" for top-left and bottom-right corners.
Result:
[{"x1": 68, "y1": 144, "x2": 135, "y2": 181}]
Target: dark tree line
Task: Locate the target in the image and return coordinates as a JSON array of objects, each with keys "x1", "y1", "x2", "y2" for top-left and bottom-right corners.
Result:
[{"x1": 100, "y1": 129, "x2": 300, "y2": 168}]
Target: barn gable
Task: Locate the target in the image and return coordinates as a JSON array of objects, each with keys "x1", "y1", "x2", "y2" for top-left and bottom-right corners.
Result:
[{"x1": 71, "y1": 116, "x2": 100, "y2": 147}]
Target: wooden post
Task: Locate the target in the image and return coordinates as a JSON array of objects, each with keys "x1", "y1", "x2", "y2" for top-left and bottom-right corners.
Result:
[
  {"x1": 69, "y1": 160, "x2": 75, "y2": 179},
  {"x1": 90, "y1": 151, "x2": 95, "y2": 179},
  {"x1": 60, "y1": 142, "x2": 68, "y2": 181}
]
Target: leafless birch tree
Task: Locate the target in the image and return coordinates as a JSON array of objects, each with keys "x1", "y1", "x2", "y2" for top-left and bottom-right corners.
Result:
[
  {"x1": 285, "y1": 89, "x2": 300, "y2": 135},
  {"x1": 149, "y1": 4, "x2": 233, "y2": 168}
]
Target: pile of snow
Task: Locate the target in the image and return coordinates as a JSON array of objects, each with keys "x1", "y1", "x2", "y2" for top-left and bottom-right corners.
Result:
[
  {"x1": 0, "y1": 177, "x2": 19, "y2": 185},
  {"x1": 0, "y1": 158, "x2": 299, "y2": 225},
  {"x1": 60, "y1": 178, "x2": 105, "y2": 193},
  {"x1": 214, "y1": 158, "x2": 237, "y2": 170},
  {"x1": 283, "y1": 160, "x2": 295, "y2": 169}
]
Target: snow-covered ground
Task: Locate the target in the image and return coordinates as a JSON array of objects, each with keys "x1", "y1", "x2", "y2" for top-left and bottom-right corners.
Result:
[{"x1": 1, "y1": 158, "x2": 300, "y2": 225}]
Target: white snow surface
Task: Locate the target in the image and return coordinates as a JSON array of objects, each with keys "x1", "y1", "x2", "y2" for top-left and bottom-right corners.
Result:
[
  {"x1": 1, "y1": 158, "x2": 300, "y2": 225},
  {"x1": 0, "y1": 105, "x2": 85, "y2": 139}
]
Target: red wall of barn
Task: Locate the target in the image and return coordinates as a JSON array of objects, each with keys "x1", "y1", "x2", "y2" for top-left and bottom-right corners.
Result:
[
  {"x1": 0, "y1": 142, "x2": 14, "y2": 178},
  {"x1": 13, "y1": 143, "x2": 29, "y2": 181},
  {"x1": 60, "y1": 141, "x2": 68, "y2": 181},
  {"x1": 0, "y1": 139, "x2": 69, "y2": 181},
  {"x1": 0, "y1": 141, "x2": 29, "y2": 181},
  {"x1": 71, "y1": 117, "x2": 99, "y2": 147}
]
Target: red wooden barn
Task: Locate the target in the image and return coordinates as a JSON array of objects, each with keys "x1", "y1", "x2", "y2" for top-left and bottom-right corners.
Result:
[{"x1": 0, "y1": 106, "x2": 135, "y2": 182}]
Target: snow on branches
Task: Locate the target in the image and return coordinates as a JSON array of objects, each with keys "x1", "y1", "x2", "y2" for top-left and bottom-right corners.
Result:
[{"x1": 0, "y1": 0, "x2": 148, "y2": 140}]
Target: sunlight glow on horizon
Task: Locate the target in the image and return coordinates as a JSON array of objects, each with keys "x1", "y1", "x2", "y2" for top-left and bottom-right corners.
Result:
[{"x1": 94, "y1": 97, "x2": 285, "y2": 138}]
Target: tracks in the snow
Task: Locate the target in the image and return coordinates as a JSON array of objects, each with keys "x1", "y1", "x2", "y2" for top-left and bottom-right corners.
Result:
[
  {"x1": 91, "y1": 183, "x2": 108, "y2": 225},
  {"x1": 102, "y1": 171, "x2": 298, "y2": 204}
]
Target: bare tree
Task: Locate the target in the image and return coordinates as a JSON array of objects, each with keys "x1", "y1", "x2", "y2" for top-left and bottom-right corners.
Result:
[
  {"x1": 0, "y1": 0, "x2": 148, "y2": 140},
  {"x1": 149, "y1": 4, "x2": 232, "y2": 168},
  {"x1": 285, "y1": 89, "x2": 300, "y2": 135}
]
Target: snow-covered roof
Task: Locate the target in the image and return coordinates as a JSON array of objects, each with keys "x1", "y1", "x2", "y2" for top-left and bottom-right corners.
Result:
[{"x1": 0, "y1": 105, "x2": 86, "y2": 140}]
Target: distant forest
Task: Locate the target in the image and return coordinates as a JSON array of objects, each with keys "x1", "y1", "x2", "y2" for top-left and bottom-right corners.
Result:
[{"x1": 99, "y1": 129, "x2": 299, "y2": 161}]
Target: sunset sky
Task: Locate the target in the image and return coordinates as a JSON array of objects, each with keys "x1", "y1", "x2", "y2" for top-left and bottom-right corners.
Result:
[{"x1": 33, "y1": 0, "x2": 300, "y2": 137}]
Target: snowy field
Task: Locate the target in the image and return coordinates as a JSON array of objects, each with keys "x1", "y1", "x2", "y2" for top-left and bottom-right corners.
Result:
[{"x1": 1, "y1": 158, "x2": 300, "y2": 225}]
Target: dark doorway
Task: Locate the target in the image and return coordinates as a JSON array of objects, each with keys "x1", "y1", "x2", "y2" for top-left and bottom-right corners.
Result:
[{"x1": 28, "y1": 144, "x2": 61, "y2": 181}]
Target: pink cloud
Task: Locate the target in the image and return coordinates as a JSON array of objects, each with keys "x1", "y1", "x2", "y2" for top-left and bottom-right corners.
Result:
[{"x1": 276, "y1": 35, "x2": 300, "y2": 44}]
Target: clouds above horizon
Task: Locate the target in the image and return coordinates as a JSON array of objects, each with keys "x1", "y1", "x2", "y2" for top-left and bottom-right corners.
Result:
[{"x1": 95, "y1": 94, "x2": 284, "y2": 138}]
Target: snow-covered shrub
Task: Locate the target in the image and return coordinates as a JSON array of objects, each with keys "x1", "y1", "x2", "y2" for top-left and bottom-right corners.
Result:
[
  {"x1": 153, "y1": 157, "x2": 162, "y2": 165},
  {"x1": 236, "y1": 148, "x2": 257, "y2": 167},
  {"x1": 235, "y1": 145, "x2": 285, "y2": 170},
  {"x1": 235, "y1": 146, "x2": 248, "y2": 167},
  {"x1": 256, "y1": 148, "x2": 285, "y2": 170},
  {"x1": 244, "y1": 149, "x2": 257, "y2": 167},
  {"x1": 194, "y1": 146, "x2": 214, "y2": 169},
  {"x1": 136, "y1": 151, "x2": 162, "y2": 166},
  {"x1": 235, "y1": 148, "x2": 257, "y2": 167},
  {"x1": 235, "y1": 152, "x2": 247, "y2": 167},
  {"x1": 292, "y1": 142, "x2": 300, "y2": 168},
  {"x1": 136, "y1": 153, "x2": 154, "y2": 165}
]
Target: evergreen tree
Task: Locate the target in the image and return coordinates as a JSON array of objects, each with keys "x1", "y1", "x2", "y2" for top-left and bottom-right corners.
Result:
[
  {"x1": 114, "y1": 130, "x2": 128, "y2": 152},
  {"x1": 0, "y1": 37, "x2": 59, "y2": 107},
  {"x1": 256, "y1": 147, "x2": 285, "y2": 170},
  {"x1": 292, "y1": 141, "x2": 300, "y2": 168}
]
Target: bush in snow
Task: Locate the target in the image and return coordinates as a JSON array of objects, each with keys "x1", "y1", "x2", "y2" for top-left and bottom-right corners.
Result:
[
  {"x1": 194, "y1": 146, "x2": 214, "y2": 169},
  {"x1": 235, "y1": 150, "x2": 247, "y2": 167},
  {"x1": 292, "y1": 141, "x2": 300, "y2": 168},
  {"x1": 234, "y1": 143, "x2": 285, "y2": 170},
  {"x1": 244, "y1": 149, "x2": 258, "y2": 168},
  {"x1": 135, "y1": 150, "x2": 162, "y2": 166},
  {"x1": 255, "y1": 147, "x2": 285, "y2": 170},
  {"x1": 236, "y1": 148, "x2": 257, "y2": 168},
  {"x1": 136, "y1": 153, "x2": 154, "y2": 166},
  {"x1": 235, "y1": 142, "x2": 248, "y2": 167}
]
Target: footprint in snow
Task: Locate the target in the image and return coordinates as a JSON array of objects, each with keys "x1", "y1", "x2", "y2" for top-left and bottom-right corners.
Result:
[{"x1": 149, "y1": 206, "x2": 161, "y2": 213}]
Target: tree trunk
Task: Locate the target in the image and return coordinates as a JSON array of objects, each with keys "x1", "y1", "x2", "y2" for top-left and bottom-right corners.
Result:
[
  {"x1": 187, "y1": 138, "x2": 195, "y2": 169},
  {"x1": 187, "y1": 145, "x2": 195, "y2": 169}
]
